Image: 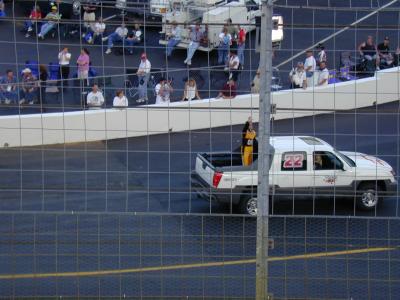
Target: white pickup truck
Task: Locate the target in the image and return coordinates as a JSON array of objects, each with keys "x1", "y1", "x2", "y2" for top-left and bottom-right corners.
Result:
[{"x1": 191, "y1": 136, "x2": 397, "y2": 215}]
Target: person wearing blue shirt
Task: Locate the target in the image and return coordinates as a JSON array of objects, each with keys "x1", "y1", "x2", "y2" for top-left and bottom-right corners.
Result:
[
  {"x1": 0, "y1": 0, "x2": 6, "y2": 18},
  {"x1": 0, "y1": 70, "x2": 18, "y2": 104},
  {"x1": 166, "y1": 21, "x2": 182, "y2": 58}
]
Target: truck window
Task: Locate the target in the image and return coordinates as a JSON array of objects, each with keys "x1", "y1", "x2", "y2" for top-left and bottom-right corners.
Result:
[
  {"x1": 313, "y1": 151, "x2": 344, "y2": 170},
  {"x1": 281, "y1": 151, "x2": 307, "y2": 171}
]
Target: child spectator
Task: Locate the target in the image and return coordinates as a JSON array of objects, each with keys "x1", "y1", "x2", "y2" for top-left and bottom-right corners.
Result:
[
  {"x1": 113, "y1": 90, "x2": 128, "y2": 107},
  {"x1": 24, "y1": 6, "x2": 42, "y2": 38}
]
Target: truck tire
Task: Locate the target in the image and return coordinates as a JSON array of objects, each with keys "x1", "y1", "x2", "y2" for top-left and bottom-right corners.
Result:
[
  {"x1": 357, "y1": 182, "x2": 380, "y2": 210},
  {"x1": 239, "y1": 195, "x2": 258, "y2": 216}
]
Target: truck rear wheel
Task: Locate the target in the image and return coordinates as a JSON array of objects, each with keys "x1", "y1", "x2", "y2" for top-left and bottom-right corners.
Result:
[
  {"x1": 240, "y1": 195, "x2": 258, "y2": 216},
  {"x1": 357, "y1": 182, "x2": 380, "y2": 210}
]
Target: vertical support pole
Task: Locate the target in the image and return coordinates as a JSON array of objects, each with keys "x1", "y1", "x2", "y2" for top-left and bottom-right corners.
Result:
[{"x1": 256, "y1": 0, "x2": 273, "y2": 299}]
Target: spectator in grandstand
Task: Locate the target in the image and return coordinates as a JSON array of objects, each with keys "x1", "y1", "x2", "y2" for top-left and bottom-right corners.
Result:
[
  {"x1": 113, "y1": 90, "x2": 128, "y2": 107},
  {"x1": 19, "y1": 68, "x2": 38, "y2": 105},
  {"x1": 316, "y1": 43, "x2": 327, "y2": 65},
  {"x1": 82, "y1": 2, "x2": 96, "y2": 34},
  {"x1": 218, "y1": 27, "x2": 232, "y2": 65},
  {"x1": 393, "y1": 47, "x2": 400, "y2": 67},
  {"x1": 37, "y1": 6, "x2": 61, "y2": 40},
  {"x1": 226, "y1": 49, "x2": 240, "y2": 82},
  {"x1": 237, "y1": 25, "x2": 246, "y2": 66},
  {"x1": 155, "y1": 77, "x2": 173, "y2": 104},
  {"x1": 136, "y1": 53, "x2": 151, "y2": 103},
  {"x1": 289, "y1": 62, "x2": 307, "y2": 89},
  {"x1": 0, "y1": 0, "x2": 5, "y2": 18},
  {"x1": 102, "y1": 23, "x2": 128, "y2": 54},
  {"x1": 38, "y1": 64, "x2": 48, "y2": 109},
  {"x1": 0, "y1": 70, "x2": 18, "y2": 105},
  {"x1": 184, "y1": 23, "x2": 203, "y2": 66},
  {"x1": 166, "y1": 21, "x2": 182, "y2": 58},
  {"x1": 58, "y1": 47, "x2": 71, "y2": 87},
  {"x1": 317, "y1": 61, "x2": 329, "y2": 86},
  {"x1": 251, "y1": 69, "x2": 260, "y2": 94},
  {"x1": 77, "y1": 48, "x2": 90, "y2": 86},
  {"x1": 24, "y1": 5, "x2": 42, "y2": 38},
  {"x1": 86, "y1": 84, "x2": 104, "y2": 109},
  {"x1": 226, "y1": 18, "x2": 238, "y2": 46},
  {"x1": 125, "y1": 24, "x2": 142, "y2": 55},
  {"x1": 216, "y1": 79, "x2": 237, "y2": 99},
  {"x1": 304, "y1": 50, "x2": 316, "y2": 87},
  {"x1": 358, "y1": 35, "x2": 380, "y2": 70},
  {"x1": 87, "y1": 17, "x2": 106, "y2": 44},
  {"x1": 377, "y1": 36, "x2": 393, "y2": 67},
  {"x1": 182, "y1": 78, "x2": 201, "y2": 101}
]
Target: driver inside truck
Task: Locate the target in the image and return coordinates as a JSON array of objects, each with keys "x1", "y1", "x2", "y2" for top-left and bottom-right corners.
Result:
[{"x1": 314, "y1": 153, "x2": 324, "y2": 170}]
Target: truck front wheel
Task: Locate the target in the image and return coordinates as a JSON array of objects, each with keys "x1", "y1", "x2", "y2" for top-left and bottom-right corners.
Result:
[
  {"x1": 239, "y1": 195, "x2": 258, "y2": 216},
  {"x1": 357, "y1": 182, "x2": 380, "y2": 210}
]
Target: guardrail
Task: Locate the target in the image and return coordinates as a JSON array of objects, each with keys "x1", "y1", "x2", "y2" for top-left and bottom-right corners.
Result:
[{"x1": 0, "y1": 67, "x2": 399, "y2": 148}]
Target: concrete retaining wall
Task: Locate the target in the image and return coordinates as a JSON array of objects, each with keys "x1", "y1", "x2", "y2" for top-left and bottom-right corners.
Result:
[{"x1": 0, "y1": 67, "x2": 398, "y2": 148}]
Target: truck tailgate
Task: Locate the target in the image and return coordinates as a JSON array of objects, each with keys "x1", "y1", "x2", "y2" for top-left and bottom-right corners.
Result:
[{"x1": 195, "y1": 153, "x2": 215, "y2": 187}]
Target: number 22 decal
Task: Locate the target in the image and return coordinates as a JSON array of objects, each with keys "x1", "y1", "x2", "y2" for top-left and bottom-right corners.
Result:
[{"x1": 283, "y1": 153, "x2": 304, "y2": 168}]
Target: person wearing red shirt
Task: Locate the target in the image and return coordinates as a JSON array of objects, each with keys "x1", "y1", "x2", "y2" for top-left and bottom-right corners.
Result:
[
  {"x1": 24, "y1": 6, "x2": 42, "y2": 38},
  {"x1": 216, "y1": 79, "x2": 237, "y2": 99},
  {"x1": 237, "y1": 25, "x2": 246, "y2": 67}
]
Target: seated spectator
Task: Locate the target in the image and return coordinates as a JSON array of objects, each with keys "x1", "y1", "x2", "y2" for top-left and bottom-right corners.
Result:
[
  {"x1": 125, "y1": 24, "x2": 142, "y2": 55},
  {"x1": 393, "y1": 47, "x2": 400, "y2": 67},
  {"x1": 113, "y1": 90, "x2": 128, "y2": 107},
  {"x1": 38, "y1": 64, "x2": 48, "y2": 108},
  {"x1": 87, "y1": 17, "x2": 105, "y2": 44},
  {"x1": 289, "y1": 62, "x2": 307, "y2": 89},
  {"x1": 155, "y1": 77, "x2": 173, "y2": 104},
  {"x1": 83, "y1": 3, "x2": 96, "y2": 34},
  {"x1": 226, "y1": 50, "x2": 240, "y2": 81},
  {"x1": 377, "y1": 37, "x2": 393, "y2": 67},
  {"x1": 216, "y1": 79, "x2": 237, "y2": 99},
  {"x1": 86, "y1": 84, "x2": 104, "y2": 109},
  {"x1": 24, "y1": 5, "x2": 42, "y2": 38},
  {"x1": 0, "y1": 70, "x2": 18, "y2": 104},
  {"x1": 317, "y1": 61, "x2": 329, "y2": 86},
  {"x1": 0, "y1": 0, "x2": 5, "y2": 18},
  {"x1": 218, "y1": 27, "x2": 232, "y2": 65},
  {"x1": 166, "y1": 21, "x2": 182, "y2": 58},
  {"x1": 182, "y1": 78, "x2": 201, "y2": 101},
  {"x1": 251, "y1": 70, "x2": 260, "y2": 94},
  {"x1": 19, "y1": 68, "x2": 38, "y2": 105},
  {"x1": 37, "y1": 6, "x2": 61, "y2": 40},
  {"x1": 184, "y1": 23, "x2": 203, "y2": 66},
  {"x1": 102, "y1": 23, "x2": 128, "y2": 54},
  {"x1": 358, "y1": 35, "x2": 380, "y2": 70}
]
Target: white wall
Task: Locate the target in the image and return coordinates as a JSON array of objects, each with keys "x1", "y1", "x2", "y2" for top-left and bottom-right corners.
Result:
[{"x1": 0, "y1": 67, "x2": 399, "y2": 148}]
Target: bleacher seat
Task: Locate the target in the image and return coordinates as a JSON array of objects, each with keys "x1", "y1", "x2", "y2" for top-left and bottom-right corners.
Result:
[
  {"x1": 48, "y1": 62, "x2": 60, "y2": 80},
  {"x1": 328, "y1": 70, "x2": 340, "y2": 84}
]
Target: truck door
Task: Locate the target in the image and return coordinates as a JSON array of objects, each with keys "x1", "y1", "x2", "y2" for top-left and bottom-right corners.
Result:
[
  {"x1": 311, "y1": 151, "x2": 349, "y2": 197},
  {"x1": 275, "y1": 151, "x2": 312, "y2": 198}
]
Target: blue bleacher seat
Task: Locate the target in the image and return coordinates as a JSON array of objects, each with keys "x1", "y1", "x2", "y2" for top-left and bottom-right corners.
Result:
[
  {"x1": 328, "y1": 69, "x2": 341, "y2": 84},
  {"x1": 48, "y1": 62, "x2": 60, "y2": 80},
  {"x1": 339, "y1": 66, "x2": 357, "y2": 81}
]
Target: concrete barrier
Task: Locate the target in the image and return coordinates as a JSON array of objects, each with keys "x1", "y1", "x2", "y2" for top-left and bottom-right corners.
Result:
[{"x1": 0, "y1": 67, "x2": 399, "y2": 148}]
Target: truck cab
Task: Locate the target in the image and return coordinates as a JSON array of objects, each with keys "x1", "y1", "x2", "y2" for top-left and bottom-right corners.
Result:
[{"x1": 191, "y1": 136, "x2": 397, "y2": 215}]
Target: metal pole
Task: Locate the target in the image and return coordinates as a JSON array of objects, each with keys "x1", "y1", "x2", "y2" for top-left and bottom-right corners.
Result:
[{"x1": 256, "y1": 0, "x2": 272, "y2": 299}]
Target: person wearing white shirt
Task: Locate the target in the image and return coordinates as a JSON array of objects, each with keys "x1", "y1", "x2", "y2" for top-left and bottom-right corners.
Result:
[
  {"x1": 304, "y1": 50, "x2": 316, "y2": 87},
  {"x1": 86, "y1": 84, "x2": 104, "y2": 108},
  {"x1": 227, "y1": 51, "x2": 240, "y2": 81},
  {"x1": 58, "y1": 47, "x2": 71, "y2": 88},
  {"x1": 316, "y1": 44, "x2": 327, "y2": 64},
  {"x1": 103, "y1": 24, "x2": 128, "y2": 54},
  {"x1": 136, "y1": 53, "x2": 151, "y2": 103},
  {"x1": 289, "y1": 62, "x2": 307, "y2": 89},
  {"x1": 155, "y1": 78, "x2": 173, "y2": 104},
  {"x1": 126, "y1": 24, "x2": 142, "y2": 55},
  {"x1": 182, "y1": 78, "x2": 201, "y2": 101},
  {"x1": 166, "y1": 21, "x2": 182, "y2": 57},
  {"x1": 317, "y1": 62, "x2": 329, "y2": 86},
  {"x1": 113, "y1": 90, "x2": 128, "y2": 107},
  {"x1": 88, "y1": 17, "x2": 106, "y2": 44},
  {"x1": 218, "y1": 27, "x2": 232, "y2": 65}
]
